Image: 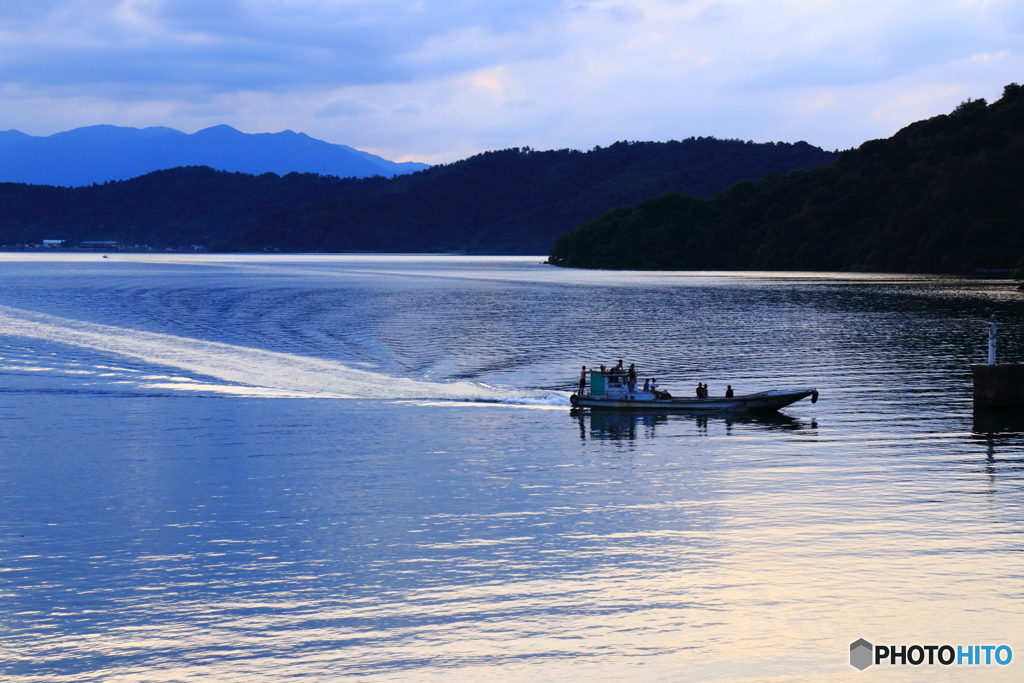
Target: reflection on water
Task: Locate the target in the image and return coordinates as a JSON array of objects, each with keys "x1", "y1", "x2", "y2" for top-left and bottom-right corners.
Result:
[
  {"x1": 575, "y1": 408, "x2": 669, "y2": 440},
  {"x1": 973, "y1": 406, "x2": 1024, "y2": 436},
  {"x1": 972, "y1": 407, "x2": 1024, "y2": 477},
  {"x1": 574, "y1": 407, "x2": 814, "y2": 440}
]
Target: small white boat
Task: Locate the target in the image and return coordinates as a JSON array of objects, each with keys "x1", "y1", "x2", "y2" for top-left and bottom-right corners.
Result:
[{"x1": 570, "y1": 369, "x2": 818, "y2": 412}]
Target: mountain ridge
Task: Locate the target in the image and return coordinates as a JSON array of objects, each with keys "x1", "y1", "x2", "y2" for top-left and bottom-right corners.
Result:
[{"x1": 0, "y1": 124, "x2": 428, "y2": 186}]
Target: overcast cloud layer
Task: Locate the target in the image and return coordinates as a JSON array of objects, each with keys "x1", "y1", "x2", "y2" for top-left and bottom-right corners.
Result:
[{"x1": 1, "y1": 0, "x2": 1022, "y2": 162}]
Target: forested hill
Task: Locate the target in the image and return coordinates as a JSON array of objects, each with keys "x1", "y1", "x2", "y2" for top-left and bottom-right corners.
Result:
[
  {"x1": 549, "y1": 83, "x2": 1024, "y2": 274},
  {"x1": 0, "y1": 138, "x2": 838, "y2": 254},
  {"x1": 229, "y1": 138, "x2": 837, "y2": 254},
  {"x1": 0, "y1": 169, "x2": 363, "y2": 249}
]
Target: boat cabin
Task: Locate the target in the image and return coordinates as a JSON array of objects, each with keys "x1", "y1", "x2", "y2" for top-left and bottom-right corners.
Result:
[{"x1": 588, "y1": 370, "x2": 656, "y2": 400}]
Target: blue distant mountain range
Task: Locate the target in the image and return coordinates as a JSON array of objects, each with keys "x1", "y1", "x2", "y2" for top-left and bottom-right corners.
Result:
[{"x1": 0, "y1": 124, "x2": 429, "y2": 186}]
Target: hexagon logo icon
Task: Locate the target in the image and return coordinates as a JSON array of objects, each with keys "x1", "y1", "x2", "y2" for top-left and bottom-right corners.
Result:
[{"x1": 850, "y1": 638, "x2": 873, "y2": 670}]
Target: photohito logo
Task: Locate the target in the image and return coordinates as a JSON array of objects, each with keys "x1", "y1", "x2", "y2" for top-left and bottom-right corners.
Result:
[
  {"x1": 850, "y1": 639, "x2": 1012, "y2": 670},
  {"x1": 850, "y1": 639, "x2": 873, "y2": 671}
]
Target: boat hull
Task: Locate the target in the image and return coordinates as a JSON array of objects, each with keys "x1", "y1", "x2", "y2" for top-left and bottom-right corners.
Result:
[{"x1": 570, "y1": 389, "x2": 817, "y2": 412}]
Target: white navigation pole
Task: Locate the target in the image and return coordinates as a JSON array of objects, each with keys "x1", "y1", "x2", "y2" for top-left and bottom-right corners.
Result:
[{"x1": 987, "y1": 321, "x2": 997, "y2": 365}]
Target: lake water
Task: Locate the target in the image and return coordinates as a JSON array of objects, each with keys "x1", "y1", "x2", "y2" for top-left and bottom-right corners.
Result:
[{"x1": 1, "y1": 254, "x2": 1022, "y2": 682}]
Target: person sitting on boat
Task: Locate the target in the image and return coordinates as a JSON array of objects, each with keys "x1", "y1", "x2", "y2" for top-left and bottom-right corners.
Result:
[
  {"x1": 696, "y1": 382, "x2": 703, "y2": 398},
  {"x1": 642, "y1": 378, "x2": 651, "y2": 391},
  {"x1": 579, "y1": 366, "x2": 587, "y2": 394},
  {"x1": 725, "y1": 385, "x2": 734, "y2": 398},
  {"x1": 611, "y1": 359, "x2": 624, "y2": 373}
]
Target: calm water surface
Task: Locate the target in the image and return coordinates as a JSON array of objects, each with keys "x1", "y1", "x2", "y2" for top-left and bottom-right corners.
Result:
[{"x1": 1, "y1": 254, "x2": 1022, "y2": 681}]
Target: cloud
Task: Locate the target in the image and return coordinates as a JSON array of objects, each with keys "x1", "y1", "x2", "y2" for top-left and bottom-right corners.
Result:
[
  {"x1": 0, "y1": 0, "x2": 572, "y2": 91},
  {"x1": 315, "y1": 98, "x2": 376, "y2": 117},
  {"x1": 0, "y1": 0, "x2": 1022, "y2": 161},
  {"x1": 392, "y1": 102, "x2": 424, "y2": 116},
  {"x1": 607, "y1": 4, "x2": 644, "y2": 23}
]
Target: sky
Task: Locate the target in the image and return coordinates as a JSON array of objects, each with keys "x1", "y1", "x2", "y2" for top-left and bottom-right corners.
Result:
[{"x1": 0, "y1": 0, "x2": 1022, "y2": 163}]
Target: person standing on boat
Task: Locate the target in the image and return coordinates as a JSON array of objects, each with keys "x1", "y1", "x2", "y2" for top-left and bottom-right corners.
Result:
[
  {"x1": 696, "y1": 382, "x2": 703, "y2": 398},
  {"x1": 579, "y1": 366, "x2": 587, "y2": 394},
  {"x1": 628, "y1": 364, "x2": 637, "y2": 390},
  {"x1": 725, "y1": 385, "x2": 734, "y2": 398}
]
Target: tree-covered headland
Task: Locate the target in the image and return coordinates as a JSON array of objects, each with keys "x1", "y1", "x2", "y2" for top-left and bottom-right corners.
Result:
[{"x1": 549, "y1": 83, "x2": 1024, "y2": 273}]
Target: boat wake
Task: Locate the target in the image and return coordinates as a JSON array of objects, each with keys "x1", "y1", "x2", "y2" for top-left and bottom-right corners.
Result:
[{"x1": 0, "y1": 305, "x2": 567, "y2": 403}]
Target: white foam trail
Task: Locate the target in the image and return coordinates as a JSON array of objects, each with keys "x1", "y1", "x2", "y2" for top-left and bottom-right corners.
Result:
[
  {"x1": 0, "y1": 305, "x2": 557, "y2": 401},
  {"x1": 497, "y1": 393, "x2": 572, "y2": 406}
]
